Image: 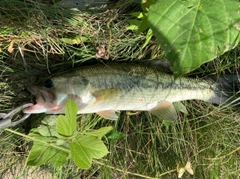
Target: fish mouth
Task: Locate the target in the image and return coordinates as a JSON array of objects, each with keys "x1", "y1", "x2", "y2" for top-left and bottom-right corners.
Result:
[{"x1": 23, "y1": 86, "x2": 56, "y2": 114}]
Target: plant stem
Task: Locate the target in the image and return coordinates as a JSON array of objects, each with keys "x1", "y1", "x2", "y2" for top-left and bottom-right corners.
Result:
[
  {"x1": 4, "y1": 128, "x2": 70, "y2": 153},
  {"x1": 93, "y1": 159, "x2": 176, "y2": 178}
]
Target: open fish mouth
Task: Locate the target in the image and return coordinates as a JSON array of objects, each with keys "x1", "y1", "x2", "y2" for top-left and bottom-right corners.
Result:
[{"x1": 23, "y1": 86, "x2": 56, "y2": 114}]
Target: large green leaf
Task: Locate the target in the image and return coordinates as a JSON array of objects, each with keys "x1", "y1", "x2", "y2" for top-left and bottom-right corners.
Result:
[
  {"x1": 27, "y1": 141, "x2": 68, "y2": 167},
  {"x1": 56, "y1": 99, "x2": 78, "y2": 136},
  {"x1": 148, "y1": 0, "x2": 240, "y2": 76},
  {"x1": 70, "y1": 134, "x2": 109, "y2": 169}
]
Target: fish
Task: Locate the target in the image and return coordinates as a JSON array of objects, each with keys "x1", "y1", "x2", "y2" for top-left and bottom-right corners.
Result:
[{"x1": 23, "y1": 63, "x2": 240, "y2": 122}]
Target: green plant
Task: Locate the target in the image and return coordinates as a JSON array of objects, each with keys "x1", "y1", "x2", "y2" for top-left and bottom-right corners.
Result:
[
  {"x1": 129, "y1": 0, "x2": 240, "y2": 76},
  {"x1": 127, "y1": 0, "x2": 156, "y2": 49},
  {"x1": 26, "y1": 99, "x2": 112, "y2": 169}
]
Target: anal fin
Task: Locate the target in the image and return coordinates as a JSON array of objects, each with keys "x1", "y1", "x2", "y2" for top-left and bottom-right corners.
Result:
[
  {"x1": 149, "y1": 100, "x2": 178, "y2": 122},
  {"x1": 97, "y1": 110, "x2": 118, "y2": 120}
]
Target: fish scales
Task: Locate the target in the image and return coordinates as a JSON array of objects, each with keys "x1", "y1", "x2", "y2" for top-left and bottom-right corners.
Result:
[
  {"x1": 23, "y1": 63, "x2": 238, "y2": 121},
  {"x1": 74, "y1": 64, "x2": 215, "y2": 103}
]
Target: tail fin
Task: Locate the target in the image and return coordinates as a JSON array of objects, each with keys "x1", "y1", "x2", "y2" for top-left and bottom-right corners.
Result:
[{"x1": 209, "y1": 75, "x2": 240, "y2": 105}]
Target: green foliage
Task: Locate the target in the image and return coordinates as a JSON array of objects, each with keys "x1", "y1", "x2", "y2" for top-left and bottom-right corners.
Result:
[
  {"x1": 56, "y1": 99, "x2": 78, "y2": 136},
  {"x1": 27, "y1": 141, "x2": 69, "y2": 167},
  {"x1": 71, "y1": 134, "x2": 109, "y2": 169},
  {"x1": 26, "y1": 99, "x2": 112, "y2": 169},
  {"x1": 129, "y1": 0, "x2": 240, "y2": 76},
  {"x1": 127, "y1": 0, "x2": 156, "y2": 49},
  {"x1": 148, "y1": 0, "x2": 240, "y2": 76}
]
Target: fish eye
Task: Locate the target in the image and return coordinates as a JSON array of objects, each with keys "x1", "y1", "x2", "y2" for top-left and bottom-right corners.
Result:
[{"x1": 43, "y1": 79, "x2": 53, "y2": 88}]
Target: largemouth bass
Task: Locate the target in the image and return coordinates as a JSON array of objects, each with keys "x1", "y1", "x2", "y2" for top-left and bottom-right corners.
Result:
[{"x1": 23, "y1": 63, "x2": 239, "y2": 121}]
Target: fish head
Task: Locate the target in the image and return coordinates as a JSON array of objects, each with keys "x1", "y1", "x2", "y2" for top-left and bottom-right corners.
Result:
[{"x1": 23, "y1": 75, "x2": 89, "y2": 114}]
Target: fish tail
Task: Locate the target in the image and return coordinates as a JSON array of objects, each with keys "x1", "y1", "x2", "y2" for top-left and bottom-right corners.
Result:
[{"x1": 209, "y1": 75, "x2": 240, "y2": 105}]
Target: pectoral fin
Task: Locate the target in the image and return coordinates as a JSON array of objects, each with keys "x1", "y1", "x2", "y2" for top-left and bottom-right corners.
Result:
[
  {"x1": 93, "y1": 88, "x2": 120, "y2": 102},
  {"x1": 149, "y1": 101, "x2": 178, "y2": 122},
  {"x1": 97, "y1": 110, "x2": 118, "y2": 120}
]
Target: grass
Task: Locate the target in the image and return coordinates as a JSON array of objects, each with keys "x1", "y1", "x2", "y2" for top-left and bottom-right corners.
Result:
[{"x1": 0, "y1": 0, "x2": 240, "y2": 178}]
